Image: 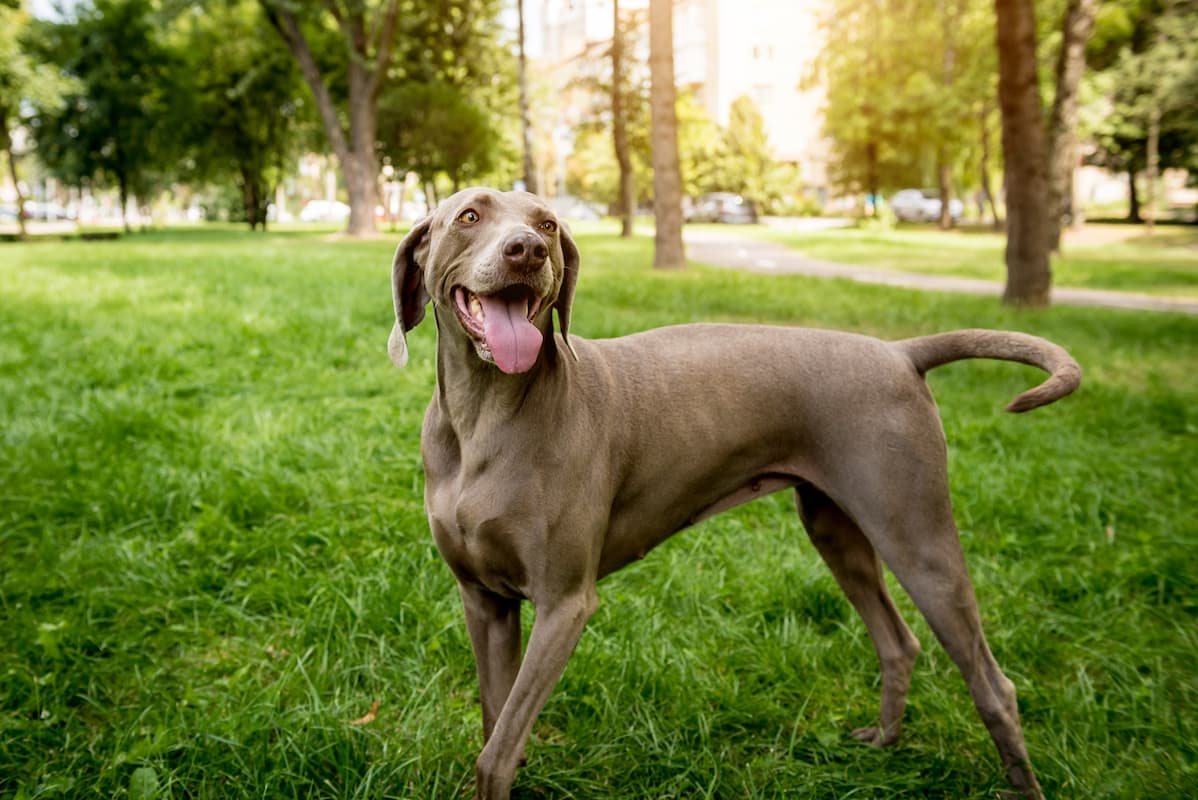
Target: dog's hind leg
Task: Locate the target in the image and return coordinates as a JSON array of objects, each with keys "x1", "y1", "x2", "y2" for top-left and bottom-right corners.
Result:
[
  {"x1": 842, "y1": 475, "x2": 1045, "y2": 799},
  {"x1": 795, "y1": 484, "x2": 921, "y2": 747}
]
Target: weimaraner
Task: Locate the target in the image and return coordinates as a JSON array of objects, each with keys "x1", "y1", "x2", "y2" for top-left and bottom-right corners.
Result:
[{"x1": 387, "y1": 188, "x2": 1080, "y2": 799}]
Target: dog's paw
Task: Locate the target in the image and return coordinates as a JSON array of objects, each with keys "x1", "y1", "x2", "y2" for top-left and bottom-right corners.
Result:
[{"x1": 851, "y1": 724, "x2": 900, "y2": 748}]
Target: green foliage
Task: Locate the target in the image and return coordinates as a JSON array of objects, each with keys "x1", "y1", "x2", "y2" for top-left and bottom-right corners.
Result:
[
  {"x1": 376, "y1": 0, "x2": 517, "y2": 188},
  {"x1": 1084, "y1": 0, "x2": 1198, "y2": 176},
  {"x1": 564, "y1": 14, "x2": 654, "y2": 208},
  {"x1": 0, "y1": 227, "x2": 1195, "y2": 797},
  {"x1": 174, "y1": 0, "x2": 311, "y2": 229},
  {"x1": 674, "y1": 91, "x2": 720, "y2": 198},
  {"x1": 377, "y1": 81, "x2": 507, "y2": 192},
  {"x1": 719, "y1": 96, "x2": 772, "y2": 201},
  {"x1": 27, "y1": 0, "x2": 184, "y2": 222},
  {"x1": 1, "y1": 5, "x2": 70, "y2": 152},
  {"x1": 569, "y1": 86, "x2": 798, "y2": 211},
  {"x1": 811, "y1": 0, "x2": 998, "y2": 198}
]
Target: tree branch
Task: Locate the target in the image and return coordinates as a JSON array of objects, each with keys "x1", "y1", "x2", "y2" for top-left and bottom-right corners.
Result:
[
  {"x1": 260, "y1": 0, "x2": 350, "y2": 162},
  {"x1": 367, "y1": 0, "x2": 400, "y2": 101}
]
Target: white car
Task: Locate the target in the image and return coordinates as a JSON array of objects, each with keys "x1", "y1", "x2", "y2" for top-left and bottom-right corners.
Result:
[
  {"x1": 299, "y1": 200, "x2": 351, "y2": 223},
  {"x1": 890, "y1": 189, "x2": 963, "y2": 222}
]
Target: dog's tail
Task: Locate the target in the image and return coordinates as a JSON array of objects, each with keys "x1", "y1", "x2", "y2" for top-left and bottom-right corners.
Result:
[{"x1": 894, "y1": 329, "x2": 1082, "y2": 413}]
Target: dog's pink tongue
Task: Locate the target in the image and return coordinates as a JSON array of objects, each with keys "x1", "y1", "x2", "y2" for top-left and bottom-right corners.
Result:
[{"x1": 479, "y1": 294, "x2": 543, "y2": 374}]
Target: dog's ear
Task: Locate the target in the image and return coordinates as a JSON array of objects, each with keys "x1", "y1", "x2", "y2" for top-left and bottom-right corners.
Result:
[
  {"x1": 388, "y1": 215, "x2": 433, "y2": 368},
  {"x1": 553, "y1": 224, "x2": 580, "y2": 361}
]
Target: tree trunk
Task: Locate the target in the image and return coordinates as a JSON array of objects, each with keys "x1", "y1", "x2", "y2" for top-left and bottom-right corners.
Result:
[
  {"x1": 118, "y1": 172, "x2": 131, "y2": 234},
  {"x1": 4, "y1": 141, "x2": 28, "y2": 239},
  {"x1": 865, "y1": 140, "x2": 879, "y2": 212},
  {"x1": 1145, "y1": 103, "x2": 1159, "y2": 235},
  {"x1": 937, "y1": 0, "x2": 961, "y2": 230},
  {"x1": 1046, "y1": 0, "x2": 1096, "y2": 252},
  {"x1": 937, "y1": 160, "x2": 954, "y2": 229},
  {"x1": 995, "y1": 0, "x2": 1052, "y2": 307},
  {"x1": 611, "y1": 0, "x2": 634, "y2": 237},
  {"x1": 979, "y1": 103, "x2": 1003, "y2": 229},
  {"x1": 262, "y1": 0, "x2": 399, "y2": 237},
  {"x1": 648, "y1": 0, "x2": 685, "y2": 268},
  {"x1": 517, "y1": 0, "x2": 539, "y2": 195},
  {"x1": 343, "y1": 54, "x2": 380, "y2": 236},
  {"x1": 1127, "y1": 168, "x2": 1141, "y2": 222}
]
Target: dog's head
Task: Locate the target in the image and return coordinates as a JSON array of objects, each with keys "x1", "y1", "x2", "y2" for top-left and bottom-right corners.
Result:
[{"x1": 388, "y1": 188, "x2": 579, "y2": 374}]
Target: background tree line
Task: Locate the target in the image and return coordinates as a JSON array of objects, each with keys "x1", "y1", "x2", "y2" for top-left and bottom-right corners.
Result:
[
  {"x1": 811, "y1": 0, "x2": 1196, "y2": 303},
  {"x1": 1, "y1": 0, "x2": 1195, "y2": 302},
  {"x1": 812, "y1": 0, "x2": 1197, "y2": 232},
  {"x1": 2, "y1": 0, "x2": 516, "y2": 234}
]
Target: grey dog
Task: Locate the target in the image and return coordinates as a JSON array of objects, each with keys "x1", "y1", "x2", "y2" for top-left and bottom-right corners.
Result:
[{"x1": 387, "y1": 188, "x2": 1079, "y2": 799}]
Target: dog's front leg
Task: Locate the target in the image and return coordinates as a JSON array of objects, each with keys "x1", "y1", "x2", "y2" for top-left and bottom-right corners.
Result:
[
  {"x1": 475, "y1": 588, "x2": 597, "y2": 800},
  {"x1": 459, "y1": 583, "x2": 523, "y2": 744}
]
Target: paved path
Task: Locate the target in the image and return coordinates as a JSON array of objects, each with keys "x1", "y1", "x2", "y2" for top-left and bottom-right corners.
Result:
[{"x1": 684, "y1": 229, "x2": 1198, "y2": 315}]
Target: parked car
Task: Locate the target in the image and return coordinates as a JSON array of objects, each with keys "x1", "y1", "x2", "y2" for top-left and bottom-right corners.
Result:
[
  {"x1": 548, "y1": 195, "x2": 603, "y2": 221},
  {"x1": 685, "y1": 193, "x2": 759, "y2": 224},
  {"x1": 889, "y1": 189, "x2": 963, "y2": 222},
  {"x1": 299, "y1": 199, "x2": 351, "y2": 223},
  {"x1": 22, "y1": 201, "x2": 76, "y2": 221}
]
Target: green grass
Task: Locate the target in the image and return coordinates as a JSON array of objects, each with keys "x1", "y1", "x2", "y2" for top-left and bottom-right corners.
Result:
[
  {"x1": 752, "y1": 223, "x2": 1198, "y2": 298},
  {"x1": 2, "y1": 226, "x2": 1195, "y2": 799}
]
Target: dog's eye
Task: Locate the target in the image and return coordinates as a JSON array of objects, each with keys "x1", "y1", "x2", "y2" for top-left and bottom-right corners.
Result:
[
  {"x1": 538, "y1": 219, "x2": 558, "y2": 234},
  {"x1": 458, "y1": 209, "x2": 480, "y2": 225}
]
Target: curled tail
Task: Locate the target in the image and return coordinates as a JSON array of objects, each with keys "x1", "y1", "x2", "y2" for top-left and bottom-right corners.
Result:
[{"x1": 893, "y1": 329, "x2": 1082, "y2": 413}]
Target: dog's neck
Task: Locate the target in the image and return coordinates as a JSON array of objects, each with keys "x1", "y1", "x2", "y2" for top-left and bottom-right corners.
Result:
[{"x1": 431, "y1": 309, "x2": 560, "y2": 442}]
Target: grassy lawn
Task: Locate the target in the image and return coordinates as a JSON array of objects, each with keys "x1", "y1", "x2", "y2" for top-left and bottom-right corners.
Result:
[
  {"x1": 2, "y1": 226, "x2": 1195, "y2": 799},
  {"x1": 752, "y1": 222, "x2": 1198, "y2": 298}
]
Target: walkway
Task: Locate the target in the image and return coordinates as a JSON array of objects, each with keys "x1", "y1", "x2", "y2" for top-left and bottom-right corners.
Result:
[{"x1": 683, "y1": 228, "x2": 1198, "y2": 315}]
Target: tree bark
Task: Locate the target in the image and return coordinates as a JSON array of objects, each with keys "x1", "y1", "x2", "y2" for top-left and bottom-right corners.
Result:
[
  {"x1": 995, "y1": 0, "x2": 1052, "y2": 307},
  {"x1": 1145, "y1": 103, "x2": 1159, "y2": 235},
  {"x1": 979, "y1": 105, "x2": 1003, "y2": 229},
  {"x1": 1046, "y1": 0, "x2": 1096, "y2": 252},
  {"x1": 865, "y1": 140, "x2": 879, "y2": 211},
  {"x1": 938, "y1": 0, "x2": 961, "y2": 230},
  {"x1": 611, "y1": 0, "x2": 634, "y2": 237},
  {"x1": 3, "y1": 135, "x2": 28, "y2": 238},
  {"x1": 1127, "y1": 168, "x2": 1141, "y2": 222},
  {"x1": 937, "y1": 161, "x2": 954, "y2": 229},
  {"x1": 517, "y1": 0, "x2": 539, "y2": 195},
  {"x1": 118, "y1": 171, "x2": 131, "y2": 234},
  {"x1": 649, "y1": 0, "x2": 685, "y2": 268}
]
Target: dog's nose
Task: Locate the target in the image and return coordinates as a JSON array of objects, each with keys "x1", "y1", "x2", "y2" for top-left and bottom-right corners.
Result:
[{"x1": 502, "y1": 231, "x2": 549, "y2": 271}]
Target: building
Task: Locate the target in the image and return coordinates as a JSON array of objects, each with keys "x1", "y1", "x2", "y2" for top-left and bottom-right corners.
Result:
[{"x1": 535, "y1": 0, "x2": 829, "y2": 197}]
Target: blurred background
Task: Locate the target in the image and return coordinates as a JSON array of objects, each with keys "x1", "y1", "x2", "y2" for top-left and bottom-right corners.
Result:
[{"x1": 1, "y1": 0, "x2": 1195, "y2": 237}]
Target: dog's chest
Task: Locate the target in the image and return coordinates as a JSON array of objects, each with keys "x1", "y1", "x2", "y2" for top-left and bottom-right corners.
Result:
[{"x1": 424, "y1": 450, "x2": 559, "y2": 599}]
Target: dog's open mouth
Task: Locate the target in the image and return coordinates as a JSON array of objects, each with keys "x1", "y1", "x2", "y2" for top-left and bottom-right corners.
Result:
[{"x1": 453, "y1": 285, "x2": 545, "y2": 374}]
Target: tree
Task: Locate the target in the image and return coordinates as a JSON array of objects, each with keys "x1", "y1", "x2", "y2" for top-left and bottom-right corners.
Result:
[
  {"x1": 378, "y1": 0, "x2": 514, "y2": 204},
  {"x1": 259, "y1": 0, "x2": 400, "y2": 236},
  {"x1": 378, "y1": 81, "x2": 502, "y2": 197},
  {"x1": 1085, "y1": 0, "x2": 1198, "y2": 224},
  {"x1": 30, "y1": 0, "x2": 182, "y2": 232},
  {"x1": 720, "y1": 96, "x2": 773, "y2": 203},
  {"x1": 0, "y1": 3, "x2": 67, "y2": 237},
  {"x1": 648, "y1": 0, "x2": 684, "y2": 269},
  {"x1": 516, "y1": 0, "x2": 538, "y2": 194},
  {"x1": 178, "y1": 0, "x2": 309, "y2": 230},
  {"x1": 611, "y1": 0, "x2": 634, "y2": 236},
  {"x1": 811, "y1": 0, "x2": 995, "y2": 209},
  {"x1": 1046, "y1": 0, "x2": 1096, "y2": 250},
  {"x1": 994, "y1": 0, "x2": 1052, "y2": 307}
]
